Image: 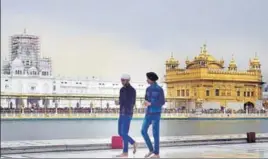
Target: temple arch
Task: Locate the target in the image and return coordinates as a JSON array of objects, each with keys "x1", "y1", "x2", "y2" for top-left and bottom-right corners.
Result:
[{"x1": 244, "y1": 102, "x2": 254, "y2": 110}]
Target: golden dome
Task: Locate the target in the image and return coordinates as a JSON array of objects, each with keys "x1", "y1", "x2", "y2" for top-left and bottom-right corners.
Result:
[
  {"x1": 195, "y1": 44, "x2": 217, "y2": 61},
  {"x1": 249, "y1": 53, "x2": 261, "y2": 66},
  {"x1": 228, "y1": 55, "x2": 237, "y2": 71},
  {"x1": 186, "y1": 44, "x2": 224, "y2": 69},
  {"x1": 251, "y1": 57, "x2": 260, "y2": 64},
  {"x1": 229, "y1": 55, "x2": 237, "y2": 66},
  {"x1": 248, "y1": 53, "x2": 261, "y2": 71},
  {"x1": 168, "y1": 56, "x2": 177, "y2": 62},
  {"x1": 166, "y1": 52, "x2": 179, "y2": 64},
  {"x1": 229, "y1": 60, "x2": 237, "y2": 67},
  {"x1": 206, "y1": 54, "x2": 216, "y2": 61},
  {"x1": 195, "y1": 45, "x2": 207, "y2": 60}
]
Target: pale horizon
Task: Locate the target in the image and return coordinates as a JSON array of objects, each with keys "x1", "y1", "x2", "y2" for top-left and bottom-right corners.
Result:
[{"x1": 1, "y1": 0, "x2": 268, "y2": 82}]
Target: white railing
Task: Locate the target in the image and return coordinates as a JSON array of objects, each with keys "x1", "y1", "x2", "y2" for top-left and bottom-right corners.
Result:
[{"x1": 1, "y1": 112, "x2": 268, "y2": 119}]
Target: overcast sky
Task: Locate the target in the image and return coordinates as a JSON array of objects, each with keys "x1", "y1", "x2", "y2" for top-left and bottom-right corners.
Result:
[{"x1": 1, "y1": 0, "x2": 268, "y2": 82}]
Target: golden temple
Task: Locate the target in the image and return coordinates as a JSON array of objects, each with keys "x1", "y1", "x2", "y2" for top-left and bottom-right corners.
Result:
[{"x1": 164, "y1": 44, "x2": 263, "y2": 110}]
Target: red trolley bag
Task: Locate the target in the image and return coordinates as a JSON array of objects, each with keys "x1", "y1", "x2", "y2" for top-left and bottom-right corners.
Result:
[{"x1": 111, "y1": 136, "x2": 123, "y2": 149}]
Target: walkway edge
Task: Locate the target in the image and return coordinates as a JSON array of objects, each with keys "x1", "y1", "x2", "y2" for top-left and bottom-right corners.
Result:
[
  {"x1": 2, "y1": 117, "x2": 268, "y2": 121},
  {"x1": 1, "y1": 133, "x2": 268, "y2": 155}
]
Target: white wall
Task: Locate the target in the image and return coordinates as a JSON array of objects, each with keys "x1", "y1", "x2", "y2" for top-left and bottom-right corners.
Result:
[
  {"x1": 226, "y1": 102, "x2": 244, "y2": 110},
  {"x1": 0, "y1": 74, "x2": 153, "y2": 108},
  {"x1": 202, "y1": 102, "x2": 221, "y2": 109},
  {"x1": 187, "y1": 101, "x2": 196, "y2": 110},
  {"x1": 263, "y1": 92, "x2": 268, "y2": 99}
]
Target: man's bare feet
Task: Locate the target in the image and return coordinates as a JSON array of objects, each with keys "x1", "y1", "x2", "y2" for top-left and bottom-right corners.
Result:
[
  {"x1": 149, "y1": 154, "x2": 160, "y2": 158},
  {"x1": 116, "y1": 153, "x2": 128, "y2": 158},
  {"x1": 144, "y1": 152, "x2": 153, "y2": 158},
  {"x1": 133, "y1": 142, "x2": 138, "y2": 154}
]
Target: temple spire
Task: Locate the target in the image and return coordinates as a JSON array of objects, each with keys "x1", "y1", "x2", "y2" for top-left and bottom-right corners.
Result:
[
  {"x1": 203, "y1": 43, "x2": 207, "y2": 54},
  {"x1": 230, "y1": 54, "x2": 236, "y2": 64},
  {"x1": 255, "y1": 52, "x2": 258, "y2": 58},
  {"x1": 200, "y1": 47, "x2": 203, "y2": 54},
  {"x1": 23, "y1": 28, "x2": 26, "y2": 34}
]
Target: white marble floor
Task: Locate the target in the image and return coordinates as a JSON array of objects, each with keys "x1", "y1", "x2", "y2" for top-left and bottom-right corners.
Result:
[
  {"x1": 1, "y1": 143, "x2": 268, "y2": 158},
  {"x1": 2, "y1": 133, "x2": 268, "y2": 149}
]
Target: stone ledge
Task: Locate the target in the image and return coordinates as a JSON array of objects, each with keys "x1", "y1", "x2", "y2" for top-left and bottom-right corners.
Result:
[
  {"x1": 1, "y1": 113, "x2": 268, "y2": 121},
  {"x1": 1, "y1": 133, "x2": 268, "y2": 155}
]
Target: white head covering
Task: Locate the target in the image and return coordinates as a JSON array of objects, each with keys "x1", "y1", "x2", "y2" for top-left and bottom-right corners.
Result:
[{"x1": 121, "y1": 74, "x2": 131, "y2": 80}]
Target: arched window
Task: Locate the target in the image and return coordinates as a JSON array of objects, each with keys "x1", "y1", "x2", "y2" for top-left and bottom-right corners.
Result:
[
  {"x1": 42, "y1": 71, "x2": 49, "y2": 76},
  {"x1": 15, "y1": 70, "x2": 22, "y2": 74},
  {"x1": 31, "y1": 86, "x2": 36, "y2": 91}
]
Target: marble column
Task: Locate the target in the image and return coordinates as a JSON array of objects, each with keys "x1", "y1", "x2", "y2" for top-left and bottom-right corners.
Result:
[
  {"x1": 48, "y1": 99, "x2": 52, "y2": 108},
  {"x1": 23, "y1": 99, "x2": 27, "y2": 108},
  {"x1": 38, "y1": 100, "x2": 42, "y2": 108},
  {"x1": 55, "y1": 101, "x2": 58, "y2": 114}
]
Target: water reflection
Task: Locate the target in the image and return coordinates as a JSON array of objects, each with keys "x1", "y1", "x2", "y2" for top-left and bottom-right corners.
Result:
[{"x1": 1, "y1": 120, "x2": 268, "y2": 141}]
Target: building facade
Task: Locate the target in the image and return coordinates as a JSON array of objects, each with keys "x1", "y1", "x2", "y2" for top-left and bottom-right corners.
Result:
[
  {"x1": 1, "y1": 31, "x2": 266, "y2": 110},
  {"x1": 2, "y1": 29, "x2": 52, "y2": 76},
  {"x1": 0, "y1": 74, "x2": 155, "y2": 108},
  {"x1": 165, "y1": 44, "x2": 264, "y2": 110},
  {"x1": 1, "y1": 31, "x2": 167, "y2": 109},
  {"x1": 263, "y1": 84, "x2": 268, "y2": 109}
]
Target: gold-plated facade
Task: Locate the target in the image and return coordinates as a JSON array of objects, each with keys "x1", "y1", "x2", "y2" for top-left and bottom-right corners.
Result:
[{"x1": 165, "y1": 44, "x2": 263, "y2": 109}]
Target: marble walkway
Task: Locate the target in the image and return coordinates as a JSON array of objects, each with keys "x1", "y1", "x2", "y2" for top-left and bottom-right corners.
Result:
[{"x1": 1, "y1": 143, "x2": 268, "y2": 158}]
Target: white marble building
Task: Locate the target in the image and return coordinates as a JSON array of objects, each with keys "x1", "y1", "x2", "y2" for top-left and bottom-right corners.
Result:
[
  {"x1": 0, "y1": 53, "x2": 166, "y2": 108},
  {"x1": 1, "y1": 31, "x2": 168, "y2": 109},
  {"x1": 0, "y1": 71, "x2": 160, "y2": 108}
]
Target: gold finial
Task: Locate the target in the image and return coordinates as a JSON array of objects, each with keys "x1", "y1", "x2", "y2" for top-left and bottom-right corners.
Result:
[
  {"x1": 220, "y1": 56, "x2": 224, "y2": 64},
  {"x1": 230, "y1": 54, "x2": 236, "y2": 65},
  {"x1": 203, "y1": 43, "x2": 207, "y2": 54},
  {"x1": 251, "y1": 52, "x2": 260, "y2": 65},
  {"x1": 200, "y1": 47, "x2": 203, "y2": 54},
  {"x1": 255, "y1": 52, "x2": 258, "y2": 58},
  {"x1": 186, "y1": 56, "x2": 190, "y2": 64},
  {"x1": 252, "y1": 52, "x2": 259, "y2": 61}
]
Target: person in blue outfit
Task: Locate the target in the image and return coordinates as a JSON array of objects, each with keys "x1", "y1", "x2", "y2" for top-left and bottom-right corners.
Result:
[
  {"x1": 141, "y1": 72, "x2": 165, "y2": 158},
  {"x1": 116, "y1": 74, "x2": 137, "y2": 158}
]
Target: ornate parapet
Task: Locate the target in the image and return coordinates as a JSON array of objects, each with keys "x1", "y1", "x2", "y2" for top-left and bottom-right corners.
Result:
[
  {"x1": 207, "y1": 69, "x2": 262, "y2": 82},
  {"x1": 208, "y1": 69, "x2": 259, "y2": 76},
  {"x1": 165, "y1": 67, "x2": 261, "y2": 83}
]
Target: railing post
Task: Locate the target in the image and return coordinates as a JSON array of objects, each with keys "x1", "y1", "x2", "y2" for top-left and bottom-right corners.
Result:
[
  {"x1": 68, "y1": 100, "x2": 72, "y2": 117},
  {"x1": 21, "y1": 105, "x2": 24, "y2": 115}
]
